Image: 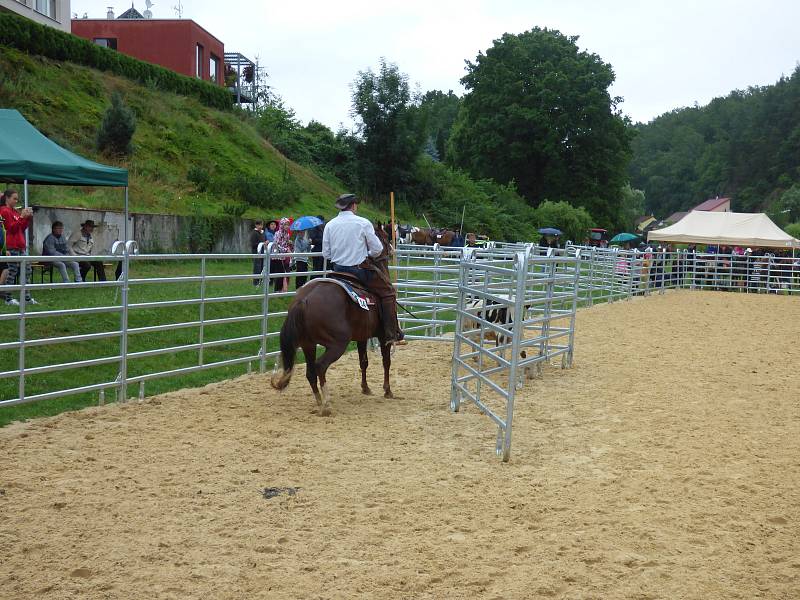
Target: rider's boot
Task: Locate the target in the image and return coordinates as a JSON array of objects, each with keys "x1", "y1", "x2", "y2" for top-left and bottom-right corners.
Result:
[{"x1": 381, "y1": 297, "x2": 406, "y2": 345}]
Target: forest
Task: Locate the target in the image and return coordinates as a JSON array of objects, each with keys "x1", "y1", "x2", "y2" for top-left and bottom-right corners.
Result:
[{"x1": 629, "y1": 65, "x2": 800, "y2": 230}]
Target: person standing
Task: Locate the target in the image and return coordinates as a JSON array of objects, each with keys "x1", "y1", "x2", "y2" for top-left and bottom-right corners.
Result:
[
  {"x1": 265, "y1": 220, "x2": 278, "y2": 243},
  {"x1": 0, "y1": 189, "x2": 37, "y2": 305},
  {"x1": 0, "y1": 203, "x2": 8, "y2": 301},
  {"x1": 42, "y1": 221, "x2": 82, "y2": 283},
  {"x1": 293, "y1": 229, "x2": 311, "y2": 289},
  {"x1": 272, "y1": 217, "x2": 293, "y2": 292},
  {"x1": 68, "y1": 220, "x2": 107, "y2": 282},
  {"x1": 249, "y1": 219, "x2": 266, "y2": 286},
  {"x1": 309, "y1": 215, "x2": 326, "y2": 279}
]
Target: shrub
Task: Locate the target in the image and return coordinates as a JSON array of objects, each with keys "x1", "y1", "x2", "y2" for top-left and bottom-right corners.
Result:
[
  {"x1": 0, "y1": 12, "x2": 231, "y2": 110},
  {"x1": 187, "y1": 165, "x2": 211, "y2": 192},
  {"x1": 97, "y1": 92, "x2": 136, "y2": 156}
]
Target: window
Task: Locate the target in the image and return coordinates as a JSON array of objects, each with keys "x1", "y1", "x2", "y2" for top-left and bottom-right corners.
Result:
[
  {"x1": 93, "y1": 38, "x2": 118, "y2": 50},
  {"x1": 209, "y1": 54, "x2": 219, "y2": 83},
  {"x1": 34, "y1": 0, "x2": 56, "y2": 19},
  {"x1": 196, "y1": 44, "x2": 204, "y2": 79}
]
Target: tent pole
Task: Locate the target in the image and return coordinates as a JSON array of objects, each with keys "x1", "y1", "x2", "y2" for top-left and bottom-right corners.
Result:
[
  {"x1": 124, "y1": 187, "x2": 129, "y2": 242},
  {"x1": 23, "y1": 179, "x2": 29, "y2": 255}
]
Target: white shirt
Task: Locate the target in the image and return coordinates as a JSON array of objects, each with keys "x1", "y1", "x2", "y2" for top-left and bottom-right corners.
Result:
[{"x1": 322, "y1": 210, "x2": 383, "y2": 267}]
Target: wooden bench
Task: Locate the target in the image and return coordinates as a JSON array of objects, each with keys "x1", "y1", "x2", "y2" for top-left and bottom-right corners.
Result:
[{"x1": 31, "y1": 261, "x2": 54, "y2": 284}]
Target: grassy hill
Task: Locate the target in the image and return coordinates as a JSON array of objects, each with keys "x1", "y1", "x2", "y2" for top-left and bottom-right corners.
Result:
[{"x1": 0, "y1": 46, "x2": 401, "y2": 223}]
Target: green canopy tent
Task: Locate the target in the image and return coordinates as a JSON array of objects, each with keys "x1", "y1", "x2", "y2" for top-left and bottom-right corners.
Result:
[{"x1": 0, "y1": 109, "x2": 130, "y2": 244}]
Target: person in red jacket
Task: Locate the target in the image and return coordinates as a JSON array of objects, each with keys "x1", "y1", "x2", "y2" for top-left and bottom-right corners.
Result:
[{"x1": 0, "y1": 189, "x2": 37, "y2": 306}]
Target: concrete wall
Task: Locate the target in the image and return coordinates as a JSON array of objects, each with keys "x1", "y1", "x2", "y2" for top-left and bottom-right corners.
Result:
[
  {"x1": 0, "y1": 0, "x2": 72, "y2": 33},
  {"x1": 28, "y1": 206, "x2": 253, "y2": 255}
]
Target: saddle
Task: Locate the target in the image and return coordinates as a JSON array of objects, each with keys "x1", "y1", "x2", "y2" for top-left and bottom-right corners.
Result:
[{"x1": 307, "y1": 274, "x2": 376, "y2": 311}]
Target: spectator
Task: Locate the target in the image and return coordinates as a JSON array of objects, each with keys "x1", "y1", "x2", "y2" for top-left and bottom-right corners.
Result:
[
  {"x1": 293, "y1": 230, "x2": 311, "y2": 289},
  {"x1": 0, "y1": 189, "x2": 37, "y2": 306},
  {"x1": 42, "y1": 221, "x2": 82, "y2": 283},
  {"x1": 309, "y1": 215, "x2": 325, "y2": 279},
  {"x1": 265, "y1": 220, "x2": 278, "y2": 243},
  {"x1": 249, "y1": 219, "x2": 265, "y2": 286},
  {"x1": 272, "y1": 217, "x2": 293, "y2": 292},
  {"x1": 68, "y1": 220, "x2": 107, "y2": 282}
]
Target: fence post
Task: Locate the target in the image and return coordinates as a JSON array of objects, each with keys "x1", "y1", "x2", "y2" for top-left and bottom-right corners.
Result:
[
  {"x1": 449, "y1": 249, "x2": 470, "y2": 413},
  {"x1": 18, "y1": 255, "x2": 27, "y2": 404},
  {"x1": 118, "y1": 248, "x2": 130, "y2": 403},
  {"x1": 199, "y1": 257, "x2": 206, "y2": 366},
  {"x1": 261, "y1": 246, "x2": 272, "y2": 373}
]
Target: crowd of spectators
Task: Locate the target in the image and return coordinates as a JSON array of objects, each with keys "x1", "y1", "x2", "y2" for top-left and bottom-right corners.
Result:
[{"x1": 249, "y1": 216, "x2": 327, "y2": 292}]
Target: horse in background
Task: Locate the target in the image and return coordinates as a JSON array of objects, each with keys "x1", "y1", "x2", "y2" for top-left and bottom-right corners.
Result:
[{"x1": 270, "y1": 224, "x2": 395, "y2": 415}]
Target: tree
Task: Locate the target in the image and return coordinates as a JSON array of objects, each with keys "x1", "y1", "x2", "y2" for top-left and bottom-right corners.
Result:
[
  {"x1": 351, "y1": 58, "x2": 426, "y2": 197},
  {"x1": 616, "y1": 184, "x2": 646, "y2": 231},
  {"x1": 533, "y1": 200, "x2": 594, "y2": 244},
  {"x1": 449, "y1": 28, "x2": 633, "y2": 226},
  {"x1": 97, "y1": 91, "x2": 136, "y2": 156},
  {"x1": 418, "y1": 90, "x2": 461, "y2": 162}
]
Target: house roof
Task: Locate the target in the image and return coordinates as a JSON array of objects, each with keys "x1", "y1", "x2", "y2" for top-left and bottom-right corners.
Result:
[
  {"x1": 117, "y1": 7, "x2": 145, "y2": 19},
  {"x1": 693, "y1": 197, "x2": 731, "y2": 211}
]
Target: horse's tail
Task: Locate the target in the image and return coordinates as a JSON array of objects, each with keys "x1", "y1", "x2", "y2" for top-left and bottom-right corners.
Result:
[{"x1": 270, "y1": 300, "x2": 305, "y2": 390}]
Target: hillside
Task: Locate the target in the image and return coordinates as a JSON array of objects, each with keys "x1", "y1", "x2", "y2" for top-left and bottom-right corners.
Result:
[
  {"x1": 629, "y1": 66, "x2": 800, "y2": 218},
  {"x1": 0, "y1": 46, "x2": 401, "y2": 223}
]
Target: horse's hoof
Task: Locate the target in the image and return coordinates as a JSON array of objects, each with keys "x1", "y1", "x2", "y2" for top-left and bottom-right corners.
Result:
[
  {"x1": 362, "y1": 387, "x2": 373, "y2": 396},
  {"x1": 383, "y1": 391, "x2": 394, "y2": 399},
  {"x1": 319, "y1": 407, "x2": 332, "y2": 417}
]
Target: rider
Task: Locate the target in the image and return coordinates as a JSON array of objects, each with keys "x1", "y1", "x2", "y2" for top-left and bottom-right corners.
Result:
[{"x1": 322, "y1": 193, "x2": 405, "y2": 344}]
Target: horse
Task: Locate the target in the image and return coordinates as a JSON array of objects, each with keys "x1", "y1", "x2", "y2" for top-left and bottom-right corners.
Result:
[
  {"x1": 270, "y1": 224, "x2": 395, "y2": 416},
  {"x1": 411, "y1": 228, "x2": 433, "y2": 245},
  {"x1": 434, "y1": 229, "x2": 456, "y2": 246}
]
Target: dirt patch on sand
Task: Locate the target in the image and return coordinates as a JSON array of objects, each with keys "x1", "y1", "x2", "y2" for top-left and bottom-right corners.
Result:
[{"x1": 1, "y1": 291, "x2": 798, "y2": 599}]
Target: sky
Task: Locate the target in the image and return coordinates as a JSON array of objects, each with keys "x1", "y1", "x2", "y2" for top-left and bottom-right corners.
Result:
[{"x1": 71, "y1": 0, "x2": 800, "y2": 130}]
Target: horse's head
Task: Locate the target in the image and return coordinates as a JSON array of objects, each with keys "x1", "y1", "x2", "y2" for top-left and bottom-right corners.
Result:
[{"x1": 373, "y1": 222, "x2": 393, "y2": 263}]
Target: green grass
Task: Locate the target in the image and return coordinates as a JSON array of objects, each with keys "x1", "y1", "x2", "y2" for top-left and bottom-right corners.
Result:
[{"x1": 0, "y1": 46, "x2": 414, "y2": 225}]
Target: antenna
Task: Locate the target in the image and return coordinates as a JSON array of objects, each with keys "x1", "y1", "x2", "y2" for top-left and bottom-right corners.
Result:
[
  {"x1": 144, "y1": 0, "x2": 154, "y2": 18},
  {"x1": 172, "y1": 0, "x2": 183, "y2": 18}
]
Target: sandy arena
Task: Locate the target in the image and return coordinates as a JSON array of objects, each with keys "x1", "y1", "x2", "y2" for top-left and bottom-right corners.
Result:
[{"x1": 1, "y1": 290, "x2": 798, "y2": 599}]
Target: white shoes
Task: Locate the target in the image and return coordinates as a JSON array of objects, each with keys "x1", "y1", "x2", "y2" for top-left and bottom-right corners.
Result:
[
  {"x1": 5, "y1": 298, "x2": 19, "y2": 306},
  {"x1": 28, "y1": 298, "x2": 39, "y2": 305}
]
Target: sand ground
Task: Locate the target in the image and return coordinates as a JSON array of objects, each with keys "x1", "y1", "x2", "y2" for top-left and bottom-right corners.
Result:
[{"x1": 1, "y1": 290, "x2": 798, "y2": 599}]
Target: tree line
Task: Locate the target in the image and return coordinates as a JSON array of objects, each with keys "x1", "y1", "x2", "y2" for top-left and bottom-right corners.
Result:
[
  {"x1": 257, "y1": 28, "x2": 642, "y2": 240},
  {"x1": 629, "y1": 65, "x2": 800, "y2": 232}
]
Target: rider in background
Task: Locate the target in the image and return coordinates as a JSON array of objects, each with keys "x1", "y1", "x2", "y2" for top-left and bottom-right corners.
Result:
[{"x1": 322, "y1": 193, "x2": 405, "y2": 344}]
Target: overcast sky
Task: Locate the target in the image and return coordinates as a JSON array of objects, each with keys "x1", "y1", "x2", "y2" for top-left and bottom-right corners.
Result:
[{"x1": 72, "y1": 0, "x2": 800, "y2": 130}]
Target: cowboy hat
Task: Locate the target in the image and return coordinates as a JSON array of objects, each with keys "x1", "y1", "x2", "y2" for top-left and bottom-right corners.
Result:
[{"x1": 334, "y1": 193, "x2": 358, "y2": 210}]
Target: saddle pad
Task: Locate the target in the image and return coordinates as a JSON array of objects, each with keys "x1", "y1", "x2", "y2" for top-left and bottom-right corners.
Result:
[{"x1": 307, "y1": 278, "x2": 374, "y2": 311}]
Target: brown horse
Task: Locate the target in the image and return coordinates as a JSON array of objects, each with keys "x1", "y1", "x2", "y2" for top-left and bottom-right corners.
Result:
[
  {"x1": 411, "y1": 228, "x2": 433, "y2": 245},
  {"x1": 270, "y1": 225, "x2": 395, "y2": 416}
]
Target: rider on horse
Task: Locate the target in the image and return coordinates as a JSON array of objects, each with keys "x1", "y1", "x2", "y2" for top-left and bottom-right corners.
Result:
[{"x1": 322, "y1": 193, "x2": 405, "y2": 344}]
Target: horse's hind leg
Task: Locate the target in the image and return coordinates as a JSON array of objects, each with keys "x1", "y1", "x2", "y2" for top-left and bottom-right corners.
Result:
[
  {"x1": 301, "y1": 343, "x2": 322, "y2": 409},
  {"x1": 357, "y1": 341, "x2": 372, "y2": 396},
  {"x1": 380, "y1": 341, "x2": 394, "y2": 399},
  {"x1": 316, "y1": 341, "x2": 348, "y2": 416}
]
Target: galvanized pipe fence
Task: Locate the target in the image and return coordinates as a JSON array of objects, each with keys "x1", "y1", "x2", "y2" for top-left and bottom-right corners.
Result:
[{"x1": 2, "y1": 243, "x2": 797, "y2": 459}]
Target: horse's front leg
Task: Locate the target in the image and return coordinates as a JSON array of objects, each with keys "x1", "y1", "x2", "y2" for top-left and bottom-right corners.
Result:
[
  {"x1": 357, "y1": 341, "x2": 372, "y2": 395},
  {"x1": 380, "y1": 341, "x2": 393, "y2": 399}
]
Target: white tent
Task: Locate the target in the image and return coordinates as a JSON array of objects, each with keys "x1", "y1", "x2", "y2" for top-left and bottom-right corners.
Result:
[{"x1": 648, "y1": 211, "x2": 800, "y2": 248}]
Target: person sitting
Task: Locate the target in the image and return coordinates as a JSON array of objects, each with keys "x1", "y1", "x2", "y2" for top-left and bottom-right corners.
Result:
[
  {"x1": 42, "y1": 221, "x2": 82, "y2": 283},
  {"x1": 68, "y1": 219, "x2": 107, "y2": 281},
  {"x1": 322, "y1": 193, "x2": 404, "y2": 344}
]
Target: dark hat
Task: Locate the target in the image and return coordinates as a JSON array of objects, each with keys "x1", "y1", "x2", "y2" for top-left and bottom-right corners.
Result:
[
  {"x1": 81, "y1": 219, "x2": 96, "y2": 227},
  {"x1": 266, "y1": 219, "x2": 279, "y2": 229},
  {"x1": 335, "y1": 193, "x2": 358, "y2": 210}
]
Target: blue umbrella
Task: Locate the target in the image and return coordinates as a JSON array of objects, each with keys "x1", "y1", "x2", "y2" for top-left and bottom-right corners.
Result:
[
  {"x1": 290, "y1": 216, "x2": 323, "y2": 231},
  {"x1": 538, "y1": 227, "x2": 562, "y2": 236},
  {"x1": 610, "y1": 232, "x2": 640, "y2": 243}
]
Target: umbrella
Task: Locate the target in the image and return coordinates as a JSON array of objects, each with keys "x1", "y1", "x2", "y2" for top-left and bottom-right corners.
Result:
[
  {"x1": 290, "y1": 216, "x2": 323, "y2": 231},
  {"x1": 538, "y1": 227, "x2": 562, "y2": 236},
  {"x1": 610, "y1": 232, "x2": 641, "y2": 243}
]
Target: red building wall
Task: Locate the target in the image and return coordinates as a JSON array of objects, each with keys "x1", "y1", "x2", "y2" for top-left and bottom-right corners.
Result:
[{"x1": 71, "y1": 19, "x2": 224, "y2": 85}]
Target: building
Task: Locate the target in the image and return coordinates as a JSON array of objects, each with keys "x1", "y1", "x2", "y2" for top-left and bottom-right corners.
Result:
[
  {"x1": 71, "y1": 8, "x2": 224, "y2": 85},
  {"x1": 693, "y1": 196, "x2": 731, "y2": 212},
  {"x1": 0, "y1": 0, "x2": 71, "y2": 32}
]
